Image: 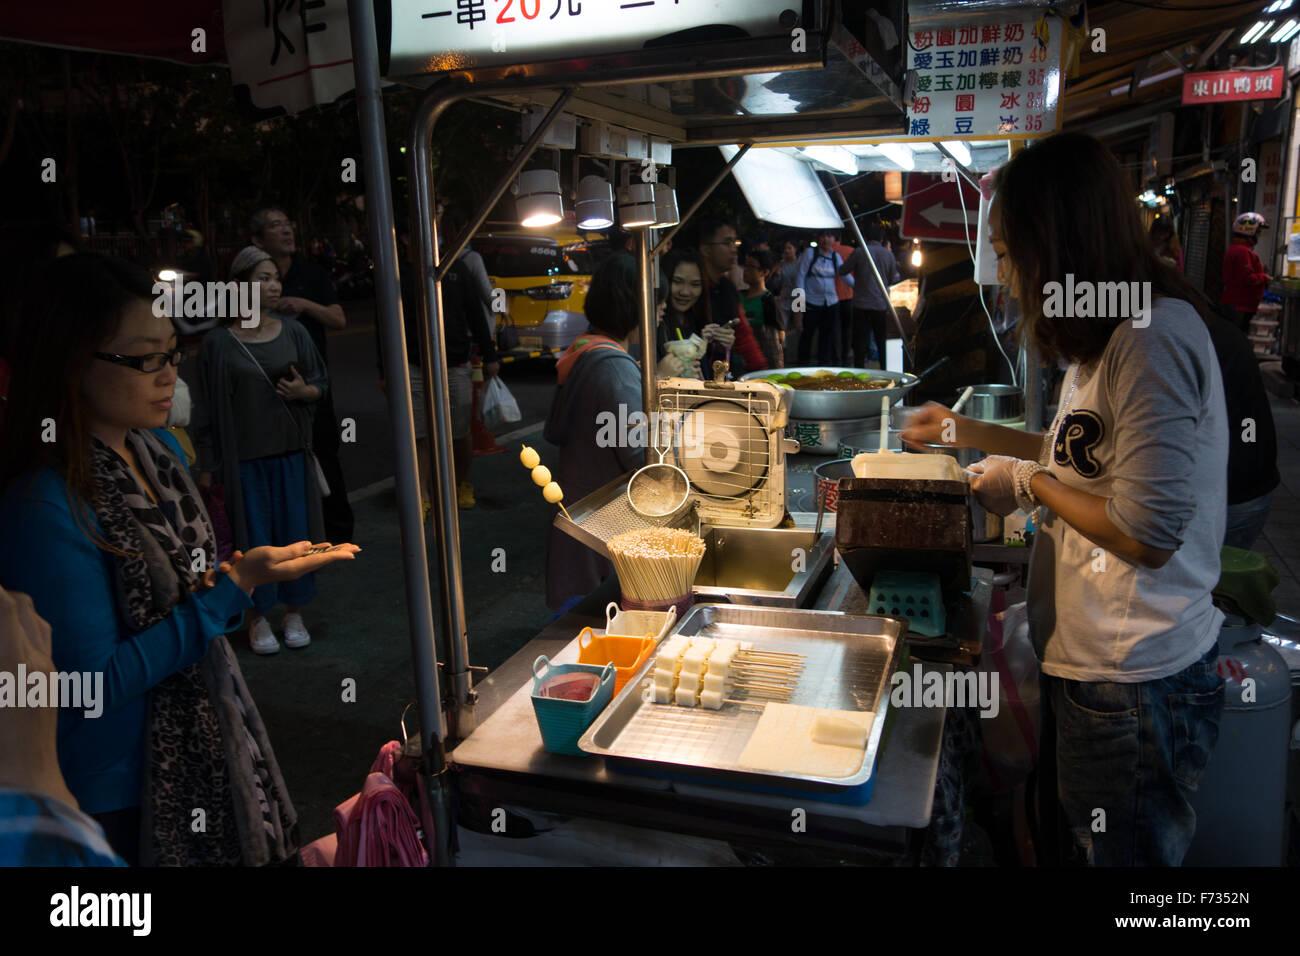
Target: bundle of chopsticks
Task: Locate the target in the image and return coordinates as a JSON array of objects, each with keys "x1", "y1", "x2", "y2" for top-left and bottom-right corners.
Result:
[{"x1": 607, "y1": 527, "x2": 706, "y2": 602}]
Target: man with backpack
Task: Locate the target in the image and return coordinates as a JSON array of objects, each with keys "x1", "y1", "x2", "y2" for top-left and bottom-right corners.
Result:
[{"x1": 794, "y1": 228, "x2": 853, "y2": 365}]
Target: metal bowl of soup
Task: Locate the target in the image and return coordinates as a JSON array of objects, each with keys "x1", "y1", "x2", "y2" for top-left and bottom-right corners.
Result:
[{"x1": 741, "y1": 367, "x2": 919, "y2": 421}]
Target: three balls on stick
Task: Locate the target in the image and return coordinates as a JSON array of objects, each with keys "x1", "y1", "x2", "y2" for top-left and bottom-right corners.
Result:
[{"x1": 520, "y1": 445, "x2": 571, "y2": 518}]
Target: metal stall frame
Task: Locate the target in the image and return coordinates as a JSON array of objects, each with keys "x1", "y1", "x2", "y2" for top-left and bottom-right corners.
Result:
[{"x1": 348, "y1": 1, "x2": 1032, "y2": 863}]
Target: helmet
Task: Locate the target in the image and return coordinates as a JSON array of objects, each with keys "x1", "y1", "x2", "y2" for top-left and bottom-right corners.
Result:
[{"x1": 1232, "y1": 212, "x2": 1267, "y2": 237}]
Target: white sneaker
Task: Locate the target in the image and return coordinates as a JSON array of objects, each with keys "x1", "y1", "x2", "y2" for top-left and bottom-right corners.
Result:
[
  {"x1": 249, "y1": 617, "x2": 280, "y2": 655},
  {"x1": 282, "y1": 612, "x2": 312, "y2": 649}
]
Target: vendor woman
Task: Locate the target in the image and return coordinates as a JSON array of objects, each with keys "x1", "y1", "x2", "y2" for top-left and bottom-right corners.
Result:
[{"x1": 903, "y1": 132, "x2": 1226, "y2": 867}]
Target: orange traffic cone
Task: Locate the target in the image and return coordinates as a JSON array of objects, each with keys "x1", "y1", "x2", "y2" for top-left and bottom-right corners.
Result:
[{"x1": 470, "y1": 360, "x2": 507, "y2": 457}]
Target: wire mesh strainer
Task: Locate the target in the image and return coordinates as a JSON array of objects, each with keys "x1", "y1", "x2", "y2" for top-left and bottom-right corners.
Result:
[{"x1": 627, "y1": 414, "x2": 691, "y2": 518}]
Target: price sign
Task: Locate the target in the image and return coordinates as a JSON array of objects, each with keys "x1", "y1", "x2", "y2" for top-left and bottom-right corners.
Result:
[
  {"x1": 387, "y1": 0, "x2": 802, "y2": 76},
  {"x1": 905, "y1": 17, "x2": 1063, "y2": 140}
]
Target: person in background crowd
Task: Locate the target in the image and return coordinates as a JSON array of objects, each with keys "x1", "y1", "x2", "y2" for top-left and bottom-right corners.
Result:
[
  {"x1": 436, "y1": 205, "x2": 501, "y2": 510},
  {"x1": 544, "y1": 255, "x2": 646, "y2": 609},
  {"x1": 741, "y1": 249, "x2": 784, "y2": 369},
  {"x1": 770, "y1": 238, "x2": 801, "y2": 363},
  {"x1": 695, "y1": 218, "x2": 768, "y2": 376},
  {"x1": 0, "y1": 583, "x2": 126, "y2": 866},
  {"x1": 0, "y1": 252, "x2": 355, "y2": 864},
  {"x1": 1205, "y1": 304, "x2": 1280, "y2": 550},
  {"x1": 833, "y1": 236, "x2": 856, "y2": 365},
  {"x1": 840, "y1": 224, "x2": 902, "y2": 369},
  {"x1": 177, "y1": 228, "x2": 214, "y2": 284},
  {"x1": 194, "y1": 247, "x2": 330, "y2": 655},
  {"x1": 1149, "y1": 216, "x2": 1183, "y2": 273},
  {"x1": 1220, "y1": 212, "x2": 1270, "y2": 332},
  {"x1": 794, "y1": 228, "x2": 852, "y2": 366},
  {"x1": 904, "y1": 132, "x2": 1226, "y2": 866},
  {"x1": 250, "y1": 206, "x2": 353, "y2": 543}
]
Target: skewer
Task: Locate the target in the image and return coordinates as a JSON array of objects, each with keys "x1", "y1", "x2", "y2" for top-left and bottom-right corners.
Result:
[
  {"x1": 736, "y1": 649, "x2": 805, "y2": 660},
  {"x1": 557, "y1": 501, "x2": 573, "y2": 521}
]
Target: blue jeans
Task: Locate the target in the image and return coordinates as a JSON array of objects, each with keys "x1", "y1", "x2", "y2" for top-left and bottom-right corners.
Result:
[
  {"x1": 238, "y1": 453, "x2": 318, "y2": 615},
  {"x1": 1223, "y1": 491, "x2": 1273, "y2": 551},
  {"x1": 1036, "y1": 643, "x2": 1223, "y2": 866}
]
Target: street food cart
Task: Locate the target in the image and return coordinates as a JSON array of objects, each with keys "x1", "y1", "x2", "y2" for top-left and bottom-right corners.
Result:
[{"x1": 348, "y1": 0, "x2": 1065, "y2": 864}]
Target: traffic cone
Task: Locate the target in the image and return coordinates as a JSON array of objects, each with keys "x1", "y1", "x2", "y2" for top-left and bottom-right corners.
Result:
[{"x1": 470, "y1": 360, "x2": 507, "y2": 457}]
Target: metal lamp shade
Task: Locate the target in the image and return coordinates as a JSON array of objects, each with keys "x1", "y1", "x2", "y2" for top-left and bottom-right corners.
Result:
[
  {"x1": 652, "y1": 182, "x2": 679, "y2": 227},
  {"x1": 516, "y1": 169, "x2": 564, "y2": 228},
  {"x1": 617, "y1": 182, "x2": 657, "y2": 228},
  {"x1": 575, "y1": 175, "x2": 615, "y2": 230}
]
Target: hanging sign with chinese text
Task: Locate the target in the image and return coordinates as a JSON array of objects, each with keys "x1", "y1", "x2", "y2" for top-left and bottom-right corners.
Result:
[
  {"x1": 905, "y1": 17, "x2": 1063, "y2": 140},
  {"x1": 386, "y1": 0, "x2": 807, "y2": 77},
  {"x1": 1181, "y1": 67, "x2": 1284, "y2": 106}
]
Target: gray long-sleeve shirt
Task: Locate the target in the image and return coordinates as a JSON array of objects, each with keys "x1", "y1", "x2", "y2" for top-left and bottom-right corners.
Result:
[
  {"x1": 1027, "y1": 297, "x2": 1227, "y2": 682},
  {"x1": 841, "y1": 242, "x2": 902, "y2": 311}
]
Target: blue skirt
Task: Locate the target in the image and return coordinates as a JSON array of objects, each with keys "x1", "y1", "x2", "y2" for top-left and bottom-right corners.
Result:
[{"x1": 238, "y1": 453, "x2": 318, "y2": 614}]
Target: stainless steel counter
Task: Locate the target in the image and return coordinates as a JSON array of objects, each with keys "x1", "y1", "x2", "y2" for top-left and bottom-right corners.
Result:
[{"x1": 449, "y1": 529, "x2": 991, "y2": 860}]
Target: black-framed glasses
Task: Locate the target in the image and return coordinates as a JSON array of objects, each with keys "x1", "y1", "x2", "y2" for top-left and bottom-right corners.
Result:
[{"x1": 93, "y1": 349, "x2": 183, "y2": 373}]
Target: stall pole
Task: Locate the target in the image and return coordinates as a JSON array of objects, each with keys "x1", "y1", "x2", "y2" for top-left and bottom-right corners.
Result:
[
  {"x1": 347, "y1": 0, "x2": 453, "y2": 866},
  {"x1": 829, "y1": 180, "x2": 913, "y2": 366},
  {"x1": 636, "y1": 228, "x2": 658, "y2": 410},
  {"x1": 409, "y1": 88, "x2": 577, "y2": 746},
  {"x1": 650, "y1": 143, "x2": 753, "y2": 259}
]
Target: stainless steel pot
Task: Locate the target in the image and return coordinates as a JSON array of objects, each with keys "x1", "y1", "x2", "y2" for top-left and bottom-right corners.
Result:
[
  {"x1": 813, "y1": 458, "x2": 856, "y2": 512},
  {"x1": 741, "y1": 367, "x2": 919, "y2": 421},
  {"x1": 786, "y1": 416, "x2": 880, "y2": 456},
  {"x1": 961, "y1": 385, "x2": 1024, "y2": 422}
]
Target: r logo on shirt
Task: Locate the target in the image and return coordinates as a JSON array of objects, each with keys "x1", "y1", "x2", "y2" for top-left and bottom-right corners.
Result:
[{"x1": 1054, "y1": 410, "x2": 1106, "y2": 479}]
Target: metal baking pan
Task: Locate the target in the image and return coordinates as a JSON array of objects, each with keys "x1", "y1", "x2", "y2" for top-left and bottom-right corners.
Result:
[{"x1": 578, "y1": 604, "x2": 906, "y2": 791}]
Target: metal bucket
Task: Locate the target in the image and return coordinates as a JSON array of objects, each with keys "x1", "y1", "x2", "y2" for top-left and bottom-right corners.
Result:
[
  {"x1": 961, "y1": 385, "x2": 1024, "y2": 422},
  {"x1": 813, "y1": 458, "x2": 856, "y2": 512}
]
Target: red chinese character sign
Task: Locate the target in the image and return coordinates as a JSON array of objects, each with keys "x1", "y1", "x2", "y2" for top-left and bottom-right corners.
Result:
[
  {"x1": 387, "y1": 0, "x2": 804, "y2": 76},
  {"x1": 900, "y1": 173, "x2": 981, "y2": 243},
  {"x1": 906, "y1": 16, "x2": 1063, "y2": 140},
  {"x1": 1181, "y1": 67, "x2": 1284, "y2": 105}
]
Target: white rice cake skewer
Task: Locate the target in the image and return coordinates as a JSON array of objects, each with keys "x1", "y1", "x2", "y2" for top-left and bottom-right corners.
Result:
[
  {"x1": 700, "y1": 689, "x2": 725, "y2": 710},
  {"x1": 674, "y1": 686, "x2": 699, "y2": 707},
  {"x1": 680, "y1": 648, "x2": 709, "y2": 674}
]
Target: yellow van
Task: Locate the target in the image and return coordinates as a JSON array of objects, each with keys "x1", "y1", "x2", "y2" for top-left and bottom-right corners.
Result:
[{"x1": 475, "y1": 228, "x2": 604, "y2": 351}]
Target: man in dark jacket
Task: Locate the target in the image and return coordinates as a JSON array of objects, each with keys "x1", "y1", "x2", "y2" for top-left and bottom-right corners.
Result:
[{"x1": 1207, "y1": 305, "x2": 1280, "y2": 549}]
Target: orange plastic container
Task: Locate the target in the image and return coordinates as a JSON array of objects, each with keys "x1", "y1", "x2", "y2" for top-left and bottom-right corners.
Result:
[{"x1": 576, "y1": 627, "x2": 655, "y2": 696}]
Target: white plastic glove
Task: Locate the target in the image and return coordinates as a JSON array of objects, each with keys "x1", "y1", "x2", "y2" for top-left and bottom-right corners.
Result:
[{"x1": 966, "y1": 455, "x2": 1021, "y2": 517}]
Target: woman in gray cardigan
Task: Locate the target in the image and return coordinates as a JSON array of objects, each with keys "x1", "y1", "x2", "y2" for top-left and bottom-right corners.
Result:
[{"x1": 193, "y1": 247, "x2": 330, "y2": 654}]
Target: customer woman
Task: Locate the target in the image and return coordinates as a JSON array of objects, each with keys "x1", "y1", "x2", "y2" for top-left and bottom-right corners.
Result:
[
  {"x1": 544, "y1": 254, "x2": 645, "y2": 609},
  {"x1": 903, "y1": 132, "x2": 1226, "y2": 867},
  {"x1": 0, "y1": 253, "x2": 358, "y2": 864},
  {"x1": 194, "y1": 247, "x2": 331, "y2": 655},
  {"x1": 655, "y1": 249, "x2": 765, "y2": 379}
]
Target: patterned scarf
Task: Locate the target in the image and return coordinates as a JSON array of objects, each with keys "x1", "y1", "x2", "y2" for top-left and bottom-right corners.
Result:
[{"x1": 89, "y1": 430, "x2": 298, "y2": 866}]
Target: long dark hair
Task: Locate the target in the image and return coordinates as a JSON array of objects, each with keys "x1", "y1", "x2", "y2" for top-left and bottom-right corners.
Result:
[
  {"x1": 660, "y1": 248, "x2": 713, "y2": 333},
  {"x1": 584, "y1": 253, "x2": 639, "y2": 340},
  {"x1": 994, "y1": 132, "x2": 1214, "y2": 365},
  {"x1": 0, "y1": 253, "x2": 158, "y2": 512}
]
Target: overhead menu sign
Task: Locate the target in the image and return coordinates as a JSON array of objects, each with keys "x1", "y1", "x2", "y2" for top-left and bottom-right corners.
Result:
[
  {"x1": 386, "y1": 0, "x2": 804, "y2": 77},
  {"x1": 1181, "y1": 67, "x2": 1284, "y2": 105},
  {"x1": 905, "y1": 16, "x2": 1063, "y2": 140}
]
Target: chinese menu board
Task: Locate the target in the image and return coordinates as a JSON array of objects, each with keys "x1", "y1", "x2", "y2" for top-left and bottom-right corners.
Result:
[
  {"x1": 905, "y1": 18, "x2": 1063, "y2": 140},
  {"x1": 387, "y1": 0, "x2": 800, "y2": 77}
]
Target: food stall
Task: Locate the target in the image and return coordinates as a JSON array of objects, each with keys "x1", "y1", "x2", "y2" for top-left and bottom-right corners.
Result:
[{"x1": 351, "y1": 0, "x2": 1067, "y2": 864}]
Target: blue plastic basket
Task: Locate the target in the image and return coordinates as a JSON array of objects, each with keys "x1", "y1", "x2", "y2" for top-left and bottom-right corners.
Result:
[
  {"x1": 530, "y1": 656, "x2": 615, "y2": 756},
  {"x1": 866, "y1": 570, "x2": 946, "y2": 637}
]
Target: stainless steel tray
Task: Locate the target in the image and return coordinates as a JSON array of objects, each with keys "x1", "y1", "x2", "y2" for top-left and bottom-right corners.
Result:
[
  {"x1": 554, "y1": 471, "x2": 697, "y2": 559},
  {"x1": 578, "y1": 605, "x2": 906, "y2": 791}
]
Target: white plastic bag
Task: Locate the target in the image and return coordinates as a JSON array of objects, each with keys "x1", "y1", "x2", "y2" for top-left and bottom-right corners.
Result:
[
  {"x1": 481, "y1": 375, "x2": 521, "y2": 427},
  {"x1": 976, "y1": 601, "x2": 1041, "y2": 792}
]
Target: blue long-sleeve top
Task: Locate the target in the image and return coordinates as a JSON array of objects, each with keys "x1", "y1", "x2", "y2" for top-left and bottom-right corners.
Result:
[
  {"x1": 793, "y1": 246, "x2": 852, "y2": 308},
  {"x1": 0, "y1": 429, "x2": 252, "y2": 815}
]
